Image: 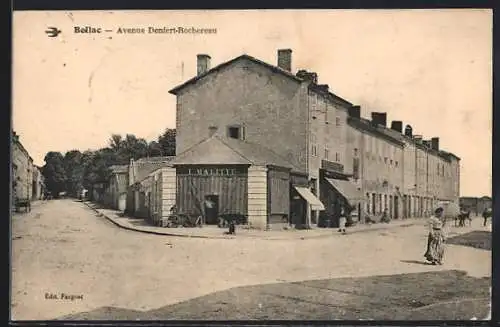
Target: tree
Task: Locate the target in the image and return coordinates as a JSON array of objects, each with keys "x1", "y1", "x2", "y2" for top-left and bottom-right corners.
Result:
[
  {"x1": 63, "y1": 150, "x2": 85, "y2": 197},
  {"x1": 42, "y1": 152, "x2": 67, "y2": 197},
  {"x1": 158, "y1": 128, "x2": 176, "y2": 156},
  {"x1": 148, "y1": 141, "x2": 163, "y2": 157}
]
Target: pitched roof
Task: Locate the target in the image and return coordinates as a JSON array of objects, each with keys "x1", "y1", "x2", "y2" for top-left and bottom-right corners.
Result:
[
  {"x1": 168, "y1": 54, "x2": 352, "y2": 107},
  {"x1": 347, "y1": 117, "x2": 405, "y2": 146},
  {"x1": 171, "y1": 135, "x2": 300, "y2": 172},
  {"x1": 169, "y1": 54, "x2": 302, "y2": 95},
  {"x1": 133, "y1": 156, "x2": 175, "y2": 182},
  {"x1": 109, "y1": 164, "x2": 128, "y2": 174}
]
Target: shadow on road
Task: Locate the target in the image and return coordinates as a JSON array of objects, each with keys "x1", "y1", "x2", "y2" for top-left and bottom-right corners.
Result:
[
  {"x1": 58, "y1": 270, "x2": 490, "y2": 321},
  {"x1": 446, "y1": 231, "x2": 491, "y2": 251}
]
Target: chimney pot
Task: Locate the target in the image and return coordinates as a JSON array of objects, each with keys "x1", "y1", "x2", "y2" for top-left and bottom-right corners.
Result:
[
  {"x1": 371, "y1": 112, "x2": 387, "y2": 127},
  {"x1": 296, "y1": 70, "x2": 318, "y2": 84},
  {"x1": 197, "y1": 54, "x2": 211, "y2": 76},
  {"x1": 277, "y1": 49, "x2": 292, "y2": 72},
  {"x1": 317, "y1": 84, "x2": 329, "y2": 92},
  {"x1": 404, "y1": 125, "x2": 413, "y2": 138},
  {"x1": 349, "y1": 105, "x2": 361, "y2": 119},
  {"x1": 431, "y1": 137, "x2": 440, "y2": 151},
  {"x1": 390, "y1": 121, "x2": 403, "y2": 133}
]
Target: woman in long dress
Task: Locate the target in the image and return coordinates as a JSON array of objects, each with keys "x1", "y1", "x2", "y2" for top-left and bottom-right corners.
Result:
[{"x1": 424, "y1": 207, "x2": 446, "y2": 265}]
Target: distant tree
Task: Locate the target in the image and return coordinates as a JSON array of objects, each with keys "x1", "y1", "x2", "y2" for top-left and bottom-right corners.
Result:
[
  {"x1": 42, "y1": 152, "x2": 67, "y2": 197},
  {"x1": 148, "y1": 141, "x2": 163, "y2": 157},
  {"x1": 158, "y1": 128, "x2": 176, "y2": 156},
  {"x1": 63, "y1": 150, "x2": 84, "y2": 197}
]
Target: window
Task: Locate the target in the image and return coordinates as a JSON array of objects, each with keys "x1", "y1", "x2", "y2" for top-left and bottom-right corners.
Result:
[
  {"x1": 354, "y1": 148, "x2": 358, "y2": 156},
  {"x1": 353, "y1": 157, "x2": 360, "y2": 179},
  {"x1": 384, "y1": 157, "x2": 388, "y2": 164},
  {"x1": 395, "y1": 161, "x2": 399, "y2": 167},
  {"x1": 324, "y1": 148, "x2": 329, "y2": 160},
  {"x1": 335, "y1": 117, "x2": 341, "y2": 126},
  {"x1": 227, "y1": 125, "x2": 245, "y2": 140},
  {"x1": 312, "y1": 145, "x2": 317, "y2": 156},
  {"x1": 390, "y1": 159, "x2": 393, "y2": 165},
  {"x1": 335, "y1": 152, "x2": 340, "y2": 162}
]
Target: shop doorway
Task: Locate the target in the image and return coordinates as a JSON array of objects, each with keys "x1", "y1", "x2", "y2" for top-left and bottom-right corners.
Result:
[{"x1": 204, "y1": 194, "x2": 219, "y2": 224}]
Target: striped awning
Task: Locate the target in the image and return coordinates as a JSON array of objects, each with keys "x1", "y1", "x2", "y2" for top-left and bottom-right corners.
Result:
[{"x1": 294, "y1": 186, "x2": 325, "y2": 211}]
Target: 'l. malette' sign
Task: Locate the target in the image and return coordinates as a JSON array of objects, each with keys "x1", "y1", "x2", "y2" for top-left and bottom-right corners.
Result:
[{"x1": 177, "y1": 166, "x2": 247, "y2": 176}]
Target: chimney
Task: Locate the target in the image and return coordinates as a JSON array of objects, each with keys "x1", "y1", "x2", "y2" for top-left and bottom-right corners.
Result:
[
  {"x1": 371, "y1": 112, "x2": 387, "y2": 127},
  {"x1": 404, "y1": 125, "x2": 413, "y2": 137},
  {"x1": 349, "y1": 105, "x2": 361, "y2": 119},
  {"x1": 390, "y1": 121, "x2": 403, "y2": 133},
  {"x1": 197, "y1": 54, "x2": 211, "y2": 76},
  {"x1": 414, "y1": 135, "x2": 423, "y2": 143},
  {"x1": 277, "y1": 49, "x2": 292, "y2": 72},
  {"x1": 296, "y1": 70, "x2": 318, "y2": 84},
  {"x1": 431, "y1": 137, "x2": 440, "y2": 151},
  {"x1": 423, "y1": 140, "x2": 431, "y2": 148},
  {"x1": 317, "y1": 84, "x2": 329, "y2": 93}
]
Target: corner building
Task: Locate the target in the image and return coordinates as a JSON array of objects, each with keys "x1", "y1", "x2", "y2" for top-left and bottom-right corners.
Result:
[{"x1": 165, "y1": 49, "x2": 460, "y2": 230}]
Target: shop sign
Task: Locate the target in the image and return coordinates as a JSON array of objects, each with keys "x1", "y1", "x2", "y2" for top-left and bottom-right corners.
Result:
[{"x1": 187, "y1": 168, "x2": 237, "y2": 176}]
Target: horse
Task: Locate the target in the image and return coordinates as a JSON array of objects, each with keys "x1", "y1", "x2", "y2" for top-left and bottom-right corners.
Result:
[{"x1": 455, "y1": 211, "x2": 471, "y2": 227}]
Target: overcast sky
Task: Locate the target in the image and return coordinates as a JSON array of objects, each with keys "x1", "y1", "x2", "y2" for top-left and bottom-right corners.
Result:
[{"x1": 13, "y1": 9, "x2": 492, "y2": 197}]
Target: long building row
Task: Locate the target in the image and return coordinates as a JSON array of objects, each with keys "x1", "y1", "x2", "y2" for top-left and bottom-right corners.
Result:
[
  {"x1": 97, "y1": 49, "x2": 460, "y2": 230},
  {"x1": 11, "y1": 131, "x2": 45, "y2": 208}
]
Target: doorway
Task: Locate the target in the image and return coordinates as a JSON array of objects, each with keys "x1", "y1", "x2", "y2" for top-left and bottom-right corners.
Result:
[
  {"x1": 204, "y1": 194, "x2": 219, "y2": 225},
  {"x1": 394, "y1": 196, "x2": 399, "y2": 219}
]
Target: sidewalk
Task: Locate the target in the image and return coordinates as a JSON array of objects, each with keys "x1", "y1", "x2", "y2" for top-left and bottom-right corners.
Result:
[{"x1": 83, "y1": 201, "x2": 430, "y2": 240}]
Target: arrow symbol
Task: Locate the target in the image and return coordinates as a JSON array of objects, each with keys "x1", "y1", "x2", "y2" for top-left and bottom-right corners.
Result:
[{"x1": 45, "y1": 27, "x2": 62, "y2": 38}]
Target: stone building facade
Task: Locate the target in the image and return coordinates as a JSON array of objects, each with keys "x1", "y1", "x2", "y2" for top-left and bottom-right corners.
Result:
[
  {"x1": 12, "y1": 131, "x2": 34, "y2": 203},
  {"x1": 163, "y1": 49, "x2": 460, "y2": 229}
]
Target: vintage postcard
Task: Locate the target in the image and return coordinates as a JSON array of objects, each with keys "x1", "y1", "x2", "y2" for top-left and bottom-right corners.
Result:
[{"x1": 11, "y1": 9, "x2": 492, "y2": 321}]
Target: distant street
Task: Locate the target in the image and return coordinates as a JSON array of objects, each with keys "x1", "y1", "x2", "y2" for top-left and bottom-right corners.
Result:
[{"x1": 11, "y1": 199, "x2": 491, "y2": 320}]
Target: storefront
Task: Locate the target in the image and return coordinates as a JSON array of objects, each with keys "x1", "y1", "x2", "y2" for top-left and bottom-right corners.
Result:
[
  {"x1": 175, "y1": 165, "x2": 249, "y2": 224},
  {"x1": 319, "y1": 168, "x2": 365, "y2": 227}
]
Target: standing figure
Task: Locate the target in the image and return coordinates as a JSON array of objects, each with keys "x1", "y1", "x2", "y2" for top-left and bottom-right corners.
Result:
[
  {"x1": 338, "y1": 207, "x2": 347, "y2": 234},
  {"x1": 483, "y1": 208, "x2": 492, "y2": 227},
  {"x1": 380, "y1": 208, "x2": 390, "y2": 223},
  {"x1": 424, "y1": 207, "x2": 446, "y2": 265}
]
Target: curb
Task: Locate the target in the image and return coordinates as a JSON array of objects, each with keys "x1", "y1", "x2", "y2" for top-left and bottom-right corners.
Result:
[
  {"x1": 83, "y1": 201, "x2": 424, "y2": 240},
  {"x1": 82, "y1": 201, "x2": 233, "y2": 239}
]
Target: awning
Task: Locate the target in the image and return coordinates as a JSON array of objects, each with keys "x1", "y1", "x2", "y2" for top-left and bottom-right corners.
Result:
[
  {"x1": 294, "y1": 186, "x2": 325, "y2": 211},
  {"x1": 325, "y1": 178, "x2": 365, "y2": 206}
]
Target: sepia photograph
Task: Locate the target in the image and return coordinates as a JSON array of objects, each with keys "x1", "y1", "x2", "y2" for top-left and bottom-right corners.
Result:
[{"x1": 11, "y1": 9, "x2": 492, "y2": 321}]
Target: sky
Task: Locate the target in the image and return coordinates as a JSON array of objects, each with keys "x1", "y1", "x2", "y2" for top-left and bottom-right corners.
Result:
[{"x1": 13, "y1": 9, "x2": 492, "y2": 197}]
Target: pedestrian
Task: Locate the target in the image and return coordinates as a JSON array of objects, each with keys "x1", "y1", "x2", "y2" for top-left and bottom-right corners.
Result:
[
  {"x1": 424, "y1": 207, "x2": 446, "y2": 265},
  {"x1": 338, "y1": 207, "x2": 347, "y2": 234},
  {"x1": 380, "y1": 207, "x2": 390, "y2": 223},
  {"x1": 482, "y1": 208, "x2": 492, "y2": 227}
]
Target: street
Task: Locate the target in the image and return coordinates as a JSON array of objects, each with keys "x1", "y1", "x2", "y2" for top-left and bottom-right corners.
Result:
[{"x1": 11, "y1": 199, "x2": 491, "y2": 320}]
